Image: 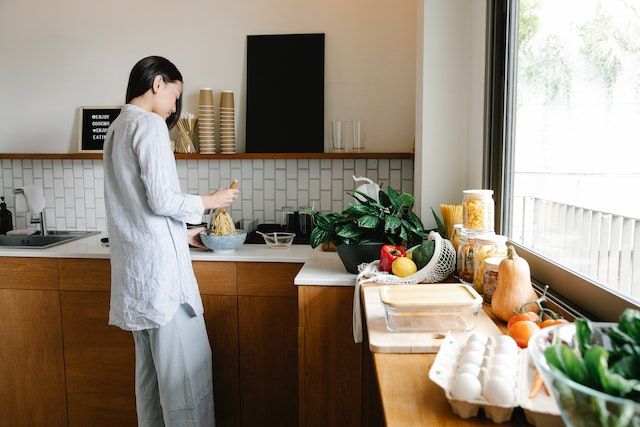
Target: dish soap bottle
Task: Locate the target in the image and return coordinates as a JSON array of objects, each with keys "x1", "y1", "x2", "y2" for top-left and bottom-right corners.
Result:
[{"x1": 0, "y1": 196, "x2": 13, "y2": 235}]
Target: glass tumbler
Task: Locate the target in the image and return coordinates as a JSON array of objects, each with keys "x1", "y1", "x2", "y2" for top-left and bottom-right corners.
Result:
[{"x1": 331, "y1": 121, "x2": 344, "y2": 152}]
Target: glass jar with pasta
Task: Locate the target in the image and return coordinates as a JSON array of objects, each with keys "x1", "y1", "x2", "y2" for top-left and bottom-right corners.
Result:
[
  {"x1": 472, "y1": 233, "x2": 507, "y2": 294},
  {"x1": 462, "y1": 189, "x2": 495, "y2": 232},
  {"x1": 457, "y1": 230, "x2": 478, "y2": 284}
]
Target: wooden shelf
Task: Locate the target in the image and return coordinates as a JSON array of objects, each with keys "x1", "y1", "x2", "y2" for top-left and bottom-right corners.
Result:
[{"x1": 0, "y1": 152, "x2": 414, "y2": 160}]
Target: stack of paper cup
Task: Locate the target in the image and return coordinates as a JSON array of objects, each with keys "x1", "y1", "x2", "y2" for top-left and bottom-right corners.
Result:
[
  {"x1": 198, "y1": 88, "x2": 216, "y2": 154},
  {"x1": 219, "y1": 90, "x2": 235, "y2": 154}
]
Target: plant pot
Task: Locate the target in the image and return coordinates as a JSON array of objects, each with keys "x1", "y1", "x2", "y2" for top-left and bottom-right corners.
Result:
[{"x1": 335, "y1": 242, "x2": 384, "y2": 274}]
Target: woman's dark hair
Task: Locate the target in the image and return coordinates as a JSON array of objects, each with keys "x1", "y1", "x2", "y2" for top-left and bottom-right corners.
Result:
[{"x1": 126, "y1": 56, "x2": 183, "y2": 129}]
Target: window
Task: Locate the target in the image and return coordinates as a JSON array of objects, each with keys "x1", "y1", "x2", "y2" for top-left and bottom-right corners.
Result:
[{"x1": 487, "y1": 0, "x2": 640, "y2": 319}]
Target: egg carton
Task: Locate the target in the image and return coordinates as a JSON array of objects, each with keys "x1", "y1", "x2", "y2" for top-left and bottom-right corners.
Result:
[{"x1": 428, "y1": 333, "x2": 562, "y2": 425}]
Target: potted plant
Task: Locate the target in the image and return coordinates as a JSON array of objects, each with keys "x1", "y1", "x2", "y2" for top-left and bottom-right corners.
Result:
[{"x1": 310, "y1": 186, "x2": 426, "y2": 273}]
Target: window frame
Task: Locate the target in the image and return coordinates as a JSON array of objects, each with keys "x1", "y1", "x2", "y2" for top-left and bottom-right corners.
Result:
[{"x1": 484, "y1": 0, "x2": 640, "y2": 320}]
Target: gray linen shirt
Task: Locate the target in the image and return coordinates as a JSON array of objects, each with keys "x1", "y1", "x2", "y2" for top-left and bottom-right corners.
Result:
[{"x1": 103, "y1": 104, "x2": 205, "y2": 331}]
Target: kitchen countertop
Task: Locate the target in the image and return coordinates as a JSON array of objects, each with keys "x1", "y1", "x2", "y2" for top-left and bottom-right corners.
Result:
[
  {"x1": 0, "y1": 232, "x2": 357, "y2": 286},
  {"x1": 293, "y1": 253, "x2": 356, "y2": 287}
]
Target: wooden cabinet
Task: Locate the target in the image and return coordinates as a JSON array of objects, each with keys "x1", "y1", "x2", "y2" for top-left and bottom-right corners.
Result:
[
  {"x1": 0, "y1": 288, "x2": 68, "y2": 427},
  {"x1": 298, "y1": 285, "x2": 383, "y2": 427},
  {"x1": 195, "y1": 261, "x2": 241, "y2": 427},
  {"x1": 0, "y1": 257, "x2": 306, "y2": 427},
  {"x1": 0, "y1": 258, "x2": 66, "y2": 427},
  {"x1": 0, "y1": 256, "x2": 58, "y2": 290},
  {"x1": 58, "y1": 258, "x2": 136, "y2": 426},
  {"x1": 237, "y1": 263, "x2": 301, "y2": 427},
  {"x1": 60, "y1": 291, "x2": 137, "y2": 427}
]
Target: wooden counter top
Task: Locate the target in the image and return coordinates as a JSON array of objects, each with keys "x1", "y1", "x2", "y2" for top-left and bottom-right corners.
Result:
[{"x1": 372, "y1": 306, "x2": 529, "y2": 426}]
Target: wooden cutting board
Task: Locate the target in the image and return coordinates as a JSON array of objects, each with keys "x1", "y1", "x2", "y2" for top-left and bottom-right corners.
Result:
[{"x1": 362, "y1": 285, "x2": 503, "y2": 353}]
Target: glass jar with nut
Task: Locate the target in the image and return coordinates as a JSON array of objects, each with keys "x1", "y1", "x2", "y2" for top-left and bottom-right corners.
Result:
[
  {"x1": 482, "y1": 257, "x2": 503, "y2": 304},
  {"x1": 462, "y1": 189, "x2": 495, "y2": 232},
  {"x1": 472, "y1": 233, "x2": 507, "y2": 294}
]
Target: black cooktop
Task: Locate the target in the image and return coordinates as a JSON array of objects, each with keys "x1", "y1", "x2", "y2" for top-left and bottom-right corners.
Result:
[{"x1": 245, "y1": 223, "x2": 310, "y2": 245}]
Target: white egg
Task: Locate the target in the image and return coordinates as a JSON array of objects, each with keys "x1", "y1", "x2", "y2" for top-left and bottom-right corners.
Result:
[
  {"x1": 492, "y1": 354, "x2": 516, "y2": 369},
  {"x1": 495, "y1": 343, "x2": 518, "y2": 357},
  {"x1": 496, "y1": 335, "x2": 518, "y2": 349},
  {"x1": 468, "y1": 332, "x2": 488, "y2": 346},
  {"x1": 483, "y1": 377, "x2": 515, "y2": 405},
  {"x1": 451, "y1": 373, "x2": 482, "y2": 401},
  {"x1": 487, "y1": 366, "x2": 516, "y2": 386},
  {"x1": 460, "y1": 350, "x2": 484, "y2": 366},
  {"x1": 457, "y1": 363, "x2": 481, "y2": 377},
  {"x1": 465, "y1": 341, "x2": 486, "y2": 354}
]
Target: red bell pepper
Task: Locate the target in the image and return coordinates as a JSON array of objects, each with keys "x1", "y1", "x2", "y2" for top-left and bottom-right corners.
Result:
[{"x1": 379, "y1": 245, "x2": 406, "y2": 272}]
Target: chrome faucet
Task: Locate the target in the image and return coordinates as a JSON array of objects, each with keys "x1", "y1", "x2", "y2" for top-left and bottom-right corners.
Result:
[{"x1": 12, "y1": 188, "x2": 48, "y2": 235}]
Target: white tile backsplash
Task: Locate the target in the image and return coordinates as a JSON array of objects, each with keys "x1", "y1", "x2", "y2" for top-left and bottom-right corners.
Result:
[{"x1": 1, "y1": 157, "x2": 412, "y2": 231}]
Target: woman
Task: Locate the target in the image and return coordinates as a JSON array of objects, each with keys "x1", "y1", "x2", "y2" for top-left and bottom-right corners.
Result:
[{"x1": 103, "y1": 56, "x2": 238, "y2": 426}]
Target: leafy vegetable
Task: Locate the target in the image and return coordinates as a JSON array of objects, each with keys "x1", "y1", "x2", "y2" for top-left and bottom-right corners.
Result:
[
  {"x1": 310, "y1": 186, "x2": 426, "y2": 248},
  {"x1": 576, "y1": 318, "x2": 594, "y2": 355},
  {"x1": 583, "y1": 346, "x2": 639, "y2": 398},
  {"x1": 431, "y1": 207, "x2": 447, "y2": 239},
  {"x1": 544, "y1": 308, "x2": 640, "y2": 403},
  {"x1": 412, "y1": 240, "x2": 435, "y2": 270}
]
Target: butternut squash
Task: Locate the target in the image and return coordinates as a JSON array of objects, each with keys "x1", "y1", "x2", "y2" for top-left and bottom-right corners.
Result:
[{"x1": 491, "y1": 245, "x2": 538, "y2": 322}]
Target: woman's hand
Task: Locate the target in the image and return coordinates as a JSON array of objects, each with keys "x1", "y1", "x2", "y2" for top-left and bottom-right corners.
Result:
[
  {"x1": 202, "y1": 188, "x2": 240, "y2": 211},
  {"x1": 187, "y1": 226, "x2": 207, "y2": 249}
]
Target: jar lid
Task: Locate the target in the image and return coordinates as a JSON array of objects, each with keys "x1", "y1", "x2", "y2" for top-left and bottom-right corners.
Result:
[
  {"x1": 463, "y1": 189, "x2": 494, "y2": 197},
  {"x1": 484, "y1": 257, "x2": 504, "y2": 268},
  {"x1": 475, "y1": 233, "x2": 507, "y2": 245},
  {"x1": 459, "y1": 228, "x2": 476, "y2": 241}
]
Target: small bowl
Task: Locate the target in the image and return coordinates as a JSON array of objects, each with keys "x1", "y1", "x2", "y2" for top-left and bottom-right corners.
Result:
[
  {"x1": 199, "y1": 230, "x2": 246, "y2": 253},
  {"x1": 261, "y1": 232, "x2": 295, "y2": 249}
]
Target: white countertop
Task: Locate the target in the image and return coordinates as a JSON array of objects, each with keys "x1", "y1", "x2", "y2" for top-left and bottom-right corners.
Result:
[
  {"x1": 293, "y1": 252, "x2": 357, "y2": 287},
  {"x1": 0, "y1": 232, "x2": 356, "y2": 286}
]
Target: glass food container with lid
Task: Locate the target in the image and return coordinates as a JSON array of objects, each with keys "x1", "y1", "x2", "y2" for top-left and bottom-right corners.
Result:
[
  {"x1": 462, "y1": 189, "x2": 495, "y2": 232},
  {"x1": 472, "y1": 233, "x2": 508, "y2": 294},
  {"x1": 379, "y1": 284, "x2": 482, "y2": 332}
]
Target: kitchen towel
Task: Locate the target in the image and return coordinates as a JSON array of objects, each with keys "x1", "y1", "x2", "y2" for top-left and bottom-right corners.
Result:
[{"x1": 20, "y1": 184, "x2": 46, "y2": 214}]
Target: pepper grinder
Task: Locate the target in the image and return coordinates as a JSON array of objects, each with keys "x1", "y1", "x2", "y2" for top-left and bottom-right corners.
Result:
[{"x1": 0, "y1": 196, "x2": 13, "y2": 235}]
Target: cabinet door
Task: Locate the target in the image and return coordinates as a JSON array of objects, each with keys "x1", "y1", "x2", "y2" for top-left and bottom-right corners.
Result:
[
  {"x1": 237, "y1": 263, "x2": 301, "y2": 426},
  {"x1": 238, "y1": 295, "x2": 298, "y2": 427},
  {"x1": 201, "y1": 295, "x2": 240, "y2": 427},
  {"x1": 0, "y1": 289, "x2": 67, "y2": 427},
  {"x1": 61, "y1": 291, "x2": 137, "y2": 427},
  {"x1": 299, "y1": 286, "x2": 362, "y2": 427}
]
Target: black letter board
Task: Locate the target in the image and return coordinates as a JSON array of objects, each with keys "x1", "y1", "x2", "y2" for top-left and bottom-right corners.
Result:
[{"x1": 78, "y1": 106, "x2": 121, "y2": 152}]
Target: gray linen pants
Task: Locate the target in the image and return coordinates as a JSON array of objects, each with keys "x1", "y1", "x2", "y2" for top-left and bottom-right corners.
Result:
[{"x1": 132, "y1": 304, "x2": 215, "y2": 427}]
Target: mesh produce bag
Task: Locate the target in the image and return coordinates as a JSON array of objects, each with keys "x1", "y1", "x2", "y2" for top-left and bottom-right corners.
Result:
[
  {"x1": 352, "y1": 231, "x2": 457, "y2": 343},
  {"x1": 357, "y1": 231, "x2": 456, "y2": 285}
]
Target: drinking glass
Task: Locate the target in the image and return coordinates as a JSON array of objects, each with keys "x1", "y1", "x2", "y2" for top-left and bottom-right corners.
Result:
[
  {"x1": 331, "y1": 121, "x2": 344, "y2": 152},
  {"x1": 352, "y1": 120, "x2": 364, "y2": 151}
]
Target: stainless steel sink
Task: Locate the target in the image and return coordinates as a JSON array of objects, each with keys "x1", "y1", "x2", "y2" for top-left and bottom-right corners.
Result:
[{"x1": 0, "y1": 231, "x2": 100, "y2": 249}]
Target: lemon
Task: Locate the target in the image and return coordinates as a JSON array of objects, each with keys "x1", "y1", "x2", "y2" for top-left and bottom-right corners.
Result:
[
  {"x1": 406, "y1": 252, "x2": 413, "y2": 260},
  {"x1": 391, "y1": 257, "x2": 417, "y2": 277}
]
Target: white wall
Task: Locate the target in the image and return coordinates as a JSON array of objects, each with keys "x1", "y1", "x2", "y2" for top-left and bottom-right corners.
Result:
[
  {"x1": 0, "y1": 0, "x2": 416, "y2": 153},
  {"x1": 415, "y1": 0, "x2": 486, "y2": 226}
]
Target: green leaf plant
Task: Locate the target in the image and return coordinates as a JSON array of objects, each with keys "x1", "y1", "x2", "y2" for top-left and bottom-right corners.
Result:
[{"x1": 310, "y1": 186, "x2": 427, "y2": 249}]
